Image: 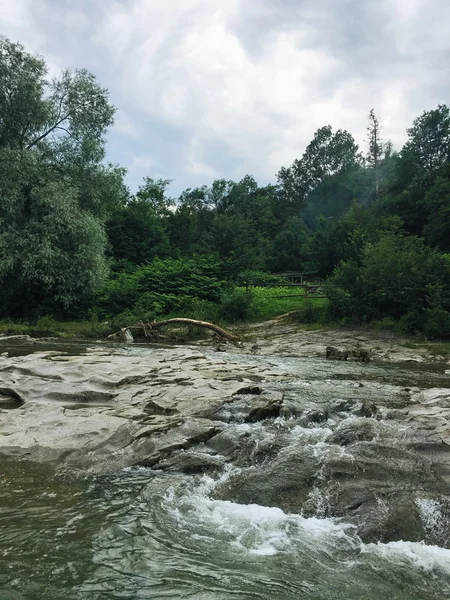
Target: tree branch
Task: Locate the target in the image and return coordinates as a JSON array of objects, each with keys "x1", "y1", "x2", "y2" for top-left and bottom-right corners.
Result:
[{"x1": 26, "y1": 113, "x2": 70, "y2": 149}]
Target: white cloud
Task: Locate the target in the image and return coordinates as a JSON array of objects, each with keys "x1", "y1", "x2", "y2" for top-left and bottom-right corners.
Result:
[{"x1": 1, "y1": 0, "x2": 450, "y2": 191}]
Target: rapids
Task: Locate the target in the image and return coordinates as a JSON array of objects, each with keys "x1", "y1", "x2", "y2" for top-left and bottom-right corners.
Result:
[{"x1": 0, "y1": 336, "x2": 449, "y2": 599}]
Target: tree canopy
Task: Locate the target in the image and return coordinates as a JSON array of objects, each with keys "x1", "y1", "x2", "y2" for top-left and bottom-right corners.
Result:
[{"x1": 1, "y1": 35, "x2": 450, "y2": 337}]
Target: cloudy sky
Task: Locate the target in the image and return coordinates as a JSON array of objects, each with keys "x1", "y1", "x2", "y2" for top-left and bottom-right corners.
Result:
[{"x1": 2, "y1": 0, "x2": 449, "y2": 195}]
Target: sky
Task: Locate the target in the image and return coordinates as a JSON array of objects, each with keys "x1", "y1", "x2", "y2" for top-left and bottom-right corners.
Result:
[{"x1": 1, "y1": 0, "x2": 449, "y2": 196}]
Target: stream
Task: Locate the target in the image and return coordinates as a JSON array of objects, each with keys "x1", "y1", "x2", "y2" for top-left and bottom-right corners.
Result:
[{"x1": 0, "y1": 339, "x2": 449, "y2": 599}]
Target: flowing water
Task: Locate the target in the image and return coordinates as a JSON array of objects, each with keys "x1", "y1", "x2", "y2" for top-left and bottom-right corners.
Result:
[{"x1": 1, "y1": 342, "x2": 450, "y2": 599}]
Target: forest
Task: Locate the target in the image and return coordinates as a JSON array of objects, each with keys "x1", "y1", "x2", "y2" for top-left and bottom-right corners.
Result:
[{"x1": 1, "y1": 37, "x2": 450, "y2": 338}]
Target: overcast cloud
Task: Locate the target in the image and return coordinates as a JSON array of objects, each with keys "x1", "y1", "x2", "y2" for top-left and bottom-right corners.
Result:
[{"x1": 1, "y1": 0, "x2": 449, "y2": 195}]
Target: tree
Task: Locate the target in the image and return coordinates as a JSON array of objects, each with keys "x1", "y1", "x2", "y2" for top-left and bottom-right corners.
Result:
[
  {"x1": 400, "y1": 105, "x2": 450, "y2": 186},
  {"x1": 423, "y1": 162, "x2": 450, "y2": 251},
  {"x1": 277, "y1": 125, "x2": 363, "y2": 212},
  {"x1": 366, "y1": 109, "x2": 383, "y2": 196},
  {"x1": 168, "y1": 186, "x2": 213, "y2": 256},
  {"x1": 328, "y1": 229, "x2": 450, "y2": 332},
  {"x1": 0, "y1": 37, "x2": 121, "y2": 317},
  {"x1": 135, "y1": 177, "x2": 174, "y2": 215},
  {"x1": 270, "y1": 216, "x2": 312, "y2": 272},
  {"x1": 0, "y1": 162, "x2": 108, "y2": 316},
  {"x1": 0, "y1": 38, "x2": 114, "y2": 158},
  {"x1": 380, "y1": 105, "x2": 450, "y2": 236}
]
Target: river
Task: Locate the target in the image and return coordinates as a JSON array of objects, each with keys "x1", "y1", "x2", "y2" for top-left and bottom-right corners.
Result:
[{"x1": 0, "y1": 338, "x2": 449, "y2": 599}]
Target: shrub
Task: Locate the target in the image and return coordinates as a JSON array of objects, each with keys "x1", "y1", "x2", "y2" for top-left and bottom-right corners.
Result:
[
  {"x1": 293, "y1": 300, "x2": 327, "y2": 324},
  {"x1": 219, "y1": 289, "x2": 254, "y2": 322},
  {"x1": 35, "y1": 316, "x2": 59, "y2": 335},
  {"x1": 97, "y1": 257, "x2": 227, "y2": 319},
  {"x1": 327, "y1": 230, "x2": 450, "y2": 335},
  {"x1": 423, "y1": 308, "x2": 450, "y2": 339}
]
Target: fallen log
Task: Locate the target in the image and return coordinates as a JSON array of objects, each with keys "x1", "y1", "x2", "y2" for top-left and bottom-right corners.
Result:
[
  {"x1": 108, "y1": 318, "x2": 238, "y2": 342},
  {"x1": 147, "y1": 318, "x2": 238, "y2": 341}
]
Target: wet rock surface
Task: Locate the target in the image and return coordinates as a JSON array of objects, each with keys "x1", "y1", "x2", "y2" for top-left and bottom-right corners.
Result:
[{"x1": 0, "y1": 327, "x2": 450, "y2": 547}]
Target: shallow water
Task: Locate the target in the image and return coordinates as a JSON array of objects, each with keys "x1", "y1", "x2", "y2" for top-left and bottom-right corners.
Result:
[
  {"x1": 1, "y1": 462, "x2": 449, "y2": 600},
  {"x1": 1, "y1": 341, "x2": 450, "y2": 599}
]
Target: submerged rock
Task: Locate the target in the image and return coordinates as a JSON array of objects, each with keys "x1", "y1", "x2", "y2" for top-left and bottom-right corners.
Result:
[{"x1": 326, "y1": 346, "x2": 348, "y2": 361}]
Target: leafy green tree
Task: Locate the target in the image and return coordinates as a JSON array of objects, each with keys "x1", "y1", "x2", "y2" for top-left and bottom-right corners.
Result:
[
  {"x1": 0, "y1": 159, "x2": 108, "y2": 316},
  {"x1": 106, "y1": 178, "x2": 173, "y2": 268},
  {"x1": 168, "y1": 186, "x2": 213, "y2": 256},
  {"x1": 271, "y1": 216, "x2": 312, "y2": 272},
  {"x1": 328, "y1": 230, "x2": 450, "y2": 332},
  {"x1": 400, "y1": 105, "x2": 450, "y2": 185},
  {"x1": 381, "y1": 105, "x2": 450, "y2": 236},
  {"x1": 423, "y1": 162, "x2": 450, "y2": 251},
  {"x1": 0, "y1": 37, "x2": 121, "y2": 316},
  {"x1": 302, "y1": 165, "x2": 372, "y2": 227},
  {"x1": 277, "y1": 125, "x2": 363, "y2": 213},
  {"x1": 135, "y1": 177, "x2": 174, "y2": 215}
]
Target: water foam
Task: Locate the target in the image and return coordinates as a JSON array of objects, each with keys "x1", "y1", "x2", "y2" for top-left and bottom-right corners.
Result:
[
  {"x1": 361, "y1": 540, "x2": 450, "y2": 574},
  {"x1": 416, "y1": 498, "x2": 450, "y2": 541},
  {"x1": 161, "y1": 470, "x2": 357, "y2": 557}
]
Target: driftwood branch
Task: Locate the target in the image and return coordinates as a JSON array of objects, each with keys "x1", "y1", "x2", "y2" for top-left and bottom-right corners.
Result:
[{"x1": 108, "y1": 318, "x2": 238, "y2": 343}]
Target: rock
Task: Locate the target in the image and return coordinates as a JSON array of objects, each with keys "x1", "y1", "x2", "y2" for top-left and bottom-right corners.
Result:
[
  {"x1": 0, "y1": 387, "x2": 25, "y2": 404},
  {"x1": 213, "y1": 430, "x2": 450, "y2": 545},
  {"x1": 0, "y1": 334, "x2": 33, "y2": 342},
  {"x1": 326, "y1": 418, "x2": 380, "y2": 445},
  {"x1": 347, "y1": 348, "x2": 371, "y2": 362},
  {"x1": 350, "y1": 402, "x2": 377, "y2": 417},
  {"x1": 154, "y1": 450, "x2": 224, "y2": 473},
  {"x1": 203, "y1": 391, "x2": 283, "y2": 423},
  {"x1": 232, "y1": 385, "x2": 263, "y2": 395},
  {"x1": 299, "y1": 409, "x2": 329, "y2": 426},
  {"x1": 326, "y1": 346, "x2": 348, "y2": 361},
  {"x1": 136, "y1": 419, "x2": 223, "y2": 466}
]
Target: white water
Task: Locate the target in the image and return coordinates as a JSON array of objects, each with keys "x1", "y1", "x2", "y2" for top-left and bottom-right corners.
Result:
[{"x1": 158, "y1": 465, "x2": 450, "y2": 583}]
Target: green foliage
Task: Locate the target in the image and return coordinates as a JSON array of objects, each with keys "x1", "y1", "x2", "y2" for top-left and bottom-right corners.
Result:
[
  {"x1": 277, "y1": 125, "x2": 363, "y2": 213},
  {"x1": 0, "y1": 37, "x2": 122, "y2": 318},
  {"x1": 292, "y1": 299, "x2": 327, "y2": 324},
  {"x1": 219, "y1": 289, "x2": 254, "y2": 322},
  {"x1": 271, "y1": 217, "x2": 312, "y2": 272},
  {"x1": 2, "y1": 34, "x2": 450, "y2": 338},
  {"x1": 246, "y1": 287, "x2": 327, "y2": 322},
  {"x1": 0, "y1": 318, "x2": 111, "y2": 338},
  {"x1": 423, "y1": 163, "x2": 450, "y2": 251},
  {"x1": 235, "y1": 270, "x2": 286, "y2": 287},
  {"x1": 0, "y1": 173, "x2": 108, "y2": 316},
  {"x1": 99, "y1": 257, "x2": 226, "y2": 319},
  {"x1": 328, "y1": 230, "x2": 450, "y2": 335},
  {"x1": 400, "y1": 105, "x2": 450, "y2": 185}
]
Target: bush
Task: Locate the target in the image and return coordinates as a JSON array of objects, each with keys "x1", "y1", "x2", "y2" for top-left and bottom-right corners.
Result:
[
  {"x1": 327, "y1": 230, "x2": 450, "y2": 335},
  {"x1": 219, "y1": 289, "x2": 254, "y2": 322},
  {"x1": 97, "y1": 257, "x2": 227, "y2": 319},
  {"x1": 35, "y1": 316, "x2": 59, "y2": 335},
  {"x1": 136, "y1": 257, "x2": 225, "y2": 302},
  {"x1": 293, "y1": 300, "x2": 327, "y2": 324},
  {"x1": 423, "y1": 308, "x2": 450, "y2": 339}
]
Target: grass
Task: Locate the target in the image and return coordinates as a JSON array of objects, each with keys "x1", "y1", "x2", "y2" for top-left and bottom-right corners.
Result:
[
  {"x1": 247, "y1": 286, "x2": 328, "y2": 322},
  {"x1": 0, "y1": 287, "x2": 330, "y2": 340},
  {"x1": 0, "y1": 318, "x2": 112, "y2": 339},
  {"x1": 401, "y1": 339, "x2": 450, "y2": 357}
]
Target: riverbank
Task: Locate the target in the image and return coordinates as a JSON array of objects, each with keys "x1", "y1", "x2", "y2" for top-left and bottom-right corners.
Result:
[{"x1": 1, "y1": 315, "x2": 450, "y2": 361}]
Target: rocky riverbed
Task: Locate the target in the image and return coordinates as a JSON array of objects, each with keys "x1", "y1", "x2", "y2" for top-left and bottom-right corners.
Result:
[{"x1": 1, "y1": 325, "x2": 450, "y2": 551}]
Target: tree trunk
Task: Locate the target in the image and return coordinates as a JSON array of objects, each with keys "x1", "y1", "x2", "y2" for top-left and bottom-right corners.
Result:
[
  {"x1": 108, "y1": 318, "x2": 238, "y2": 342},
  {"x1": 147, "y1": 318, "x2": 237, "y2": 341}
]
